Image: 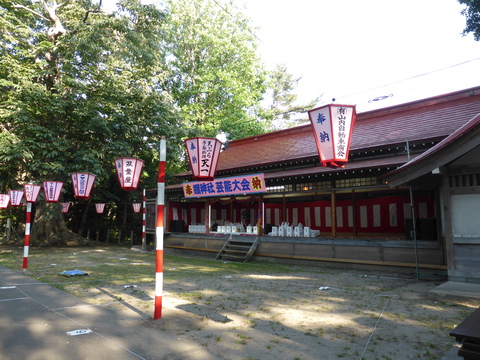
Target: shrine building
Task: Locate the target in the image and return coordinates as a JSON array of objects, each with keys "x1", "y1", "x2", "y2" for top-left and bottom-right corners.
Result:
[{"x1": 154, "y1": 85, "x2": 480, "y2": 281}]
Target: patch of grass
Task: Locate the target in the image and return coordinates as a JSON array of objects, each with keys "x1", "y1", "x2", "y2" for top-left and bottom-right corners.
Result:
[{"x1": 235, "y1": 334, "x2": 252, "y2": 345}]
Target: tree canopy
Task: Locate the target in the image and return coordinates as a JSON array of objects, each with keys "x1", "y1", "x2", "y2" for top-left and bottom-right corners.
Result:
[
  {"x1": 160, "y1": 0, "x2": 269, "y2": 140},
  {"x1": 1, "y1": 0, "x2": 185, "y2": 244},
  {"x1": 262, "y1": 64, "x2": 320, "y2": 130},
  {"x1": 1, "y1": 0, "x2": 178, "y2": 188},
  {"x1": 458, "y1": 0, "x2": 480, "y2": 40},
  {"x1": 0, "y1": 0, "x2": 279, "y2": 244}
]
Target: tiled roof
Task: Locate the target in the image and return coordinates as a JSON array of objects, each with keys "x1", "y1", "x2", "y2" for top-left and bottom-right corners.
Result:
[
  {"x1": 176, "y1": 86, "x2": 480, "y2": 178},
  {"x1": 262, "y1": 155, "x2": 415, "y2": 181},
  {"x1": 383, "y1": 112, "x2": 480, "y2": 186}
]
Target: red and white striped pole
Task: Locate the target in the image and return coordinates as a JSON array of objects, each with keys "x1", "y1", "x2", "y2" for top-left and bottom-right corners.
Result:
[
  {"x1": 23, "y1": 202, "x2": 32, "y2": 272},
  {"x1": 142, "y1": 188, "x2": 146, "y2": 252},
  {"x1": 154, "y1": 136, "x2": 166, "y2": 320},
  {"x1": 22, "y1": 183, "x2": 41, "y2": 272}
]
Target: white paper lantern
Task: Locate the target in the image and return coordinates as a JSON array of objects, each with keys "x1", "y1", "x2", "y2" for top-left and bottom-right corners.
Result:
[
  {"x1": 308, "y1": 104, "x2": 356, "y2": 167},
  {"x1": 184, "y1": 137, "x2": 222, "y2": 180}
]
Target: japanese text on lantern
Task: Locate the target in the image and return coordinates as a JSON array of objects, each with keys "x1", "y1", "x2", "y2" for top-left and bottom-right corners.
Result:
[
  {"x1": 336, "y1": 107, "x2": 347, "y2": 158},
  {"x1": 316, "y1": 113, "x2": 330, "y2": 143},
  {"x1": 124, "y1": 160, "x2": 134, "y2": 186},
  {"x1": 48, "y1": 184, "x2": 54, "y2": 199},
  {"x1": 200, "y1": 139, "x2": 214, "y2": 174},
  {"x1": 308, "y1": 104, "x2": 356, "y2": 165},
  {"x1": 25, "y1": 186, "x2": 32, "y2": 200},
  {"x1": 189, "y1": 142, "x2": 197, "y2": 164},
  {"x1": 79, "y1": 174, "x2": 87, "y2": 196},
  {"x1": 10, "y1": 192, "x2": 20, "y2": 205},
  {"x1": 183, "y1": 174, "x2": 266, "y2": 198}
]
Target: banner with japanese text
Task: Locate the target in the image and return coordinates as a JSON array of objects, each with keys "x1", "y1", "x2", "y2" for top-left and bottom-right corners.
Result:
[{"x1": 183, "y1": 174, "x2": 266, "y2": 198}]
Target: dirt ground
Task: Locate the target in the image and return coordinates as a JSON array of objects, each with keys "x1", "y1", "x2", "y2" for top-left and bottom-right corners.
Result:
[{"x1": 1, "y1": 245, "x2": 478, "y2": 360}]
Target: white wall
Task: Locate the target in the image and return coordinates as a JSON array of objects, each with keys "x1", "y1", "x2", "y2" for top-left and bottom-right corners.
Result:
[{"x1": 451, "y1": 194, "x2": 480, "y2": 238}]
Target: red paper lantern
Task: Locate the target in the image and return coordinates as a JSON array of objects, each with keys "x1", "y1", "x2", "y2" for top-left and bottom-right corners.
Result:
[
  {"x1": 71, "y1": 172, "x2": 96, "y2": 200},
  {"x1": 95, "y1": 203, "x2": 106, "y2": 214},
  {"x1": 24, "y1": 184, "x2": 42, "y2": 203},
  {"x1": 0, "y1": 194, "x2": 9, "y2": 209},
  {"x1": 308, "y1": 104, "x2": 356, "y2": 167},
  {"x1": 184, "y1": 137, "x2": 222, "y2": 180},
  {"x1": 61, "y1": 202, "x2": 70, "y2": 213},
  {"x1": 114, "y1": 158, "x2": 144, "y2": 191},
  {"x1": 43, "y1": 181, "x2": 64, "y2": 202},
  {"x1": 8, "y1": 190, "x2": 24, "y2": 206},
  {"x1": 132, "y1": 203, "x2": 141, "y2": 213}
]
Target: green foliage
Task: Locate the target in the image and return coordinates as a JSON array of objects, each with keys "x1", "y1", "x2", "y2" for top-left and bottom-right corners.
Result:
[
  {"x1": 0, "y1": 0, "x2": 280, "y2": 242},
  {"x1": 0, "y1": 0, "x2": 180, "y2": 193},
  {"x1": 0, "y1": 0, "x2": 274, "y2": 194},
  {"x1": 459, "y1": 0, "x2": 480, "y2": 41},
  {"x1": 161, "y1": 0, "x2": 269, "y2": 140},
  {"x1": 263, "y1": 64, "x2": 320, "y2": 130}
]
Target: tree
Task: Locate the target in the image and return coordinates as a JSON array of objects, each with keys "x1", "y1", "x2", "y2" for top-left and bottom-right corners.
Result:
[
  {"x1": 160, "y1": 0, "x2": 269, "y2": 141},
  {"x1": 458, "y1": 0, "x2": 480, "y2": 40},
  {"x1": 0, "y1": 0, "x2": 180, "y2": 245},
  {"x1": 0, "y1": 0, "x2": 276, "y2": 246},
  {"x1": 261, "y1": 64, "x2": 320, "y2": 130}
]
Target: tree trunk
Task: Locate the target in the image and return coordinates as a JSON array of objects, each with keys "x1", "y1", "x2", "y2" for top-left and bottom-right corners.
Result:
[
  {"x1": 77, "y1": 200, "x2": 91, "y2": 236},
  {"x1": 31, "y1": 202, "x2": 88, "y2": 246}
]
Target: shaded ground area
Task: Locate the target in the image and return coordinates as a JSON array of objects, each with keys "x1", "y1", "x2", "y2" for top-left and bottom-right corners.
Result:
[{"x1": 1, "y1": 245, "x2": 478, "y2": 360}]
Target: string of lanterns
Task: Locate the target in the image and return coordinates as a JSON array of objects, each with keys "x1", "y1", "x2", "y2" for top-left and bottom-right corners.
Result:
[
  {"x1": 0, "y1": 158, "x2": 145, "y2": 272},
  {"x1": 0, "y1": 158, "x2": 144, "y2": 210},
  {"x1": 59, "y1": 201, "x2": 143, "y2": 214}
]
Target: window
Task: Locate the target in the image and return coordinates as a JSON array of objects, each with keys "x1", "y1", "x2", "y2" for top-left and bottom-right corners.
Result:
[
  {"x1": 335, "y1": 177, "x2": 380, "y2": 188},
  {"x1": 296, "y1": 181, "x2": 332, "y2": 191},
  {"x1": 266, "y1": 184, "x2": 292, "y2": 193},
  {"x1": 450, "y1": 173, "x2": 480, "y2": 187}
]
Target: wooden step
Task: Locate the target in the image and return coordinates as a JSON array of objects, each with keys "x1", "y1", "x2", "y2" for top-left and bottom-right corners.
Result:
[{"x1": 216, "y1": 235, "x2": 260, "y2": 262}]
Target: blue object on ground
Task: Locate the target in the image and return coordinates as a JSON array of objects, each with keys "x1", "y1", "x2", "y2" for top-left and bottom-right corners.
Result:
[{"x1": 59, "y1": 269, "x2": 88, "y2": 277}]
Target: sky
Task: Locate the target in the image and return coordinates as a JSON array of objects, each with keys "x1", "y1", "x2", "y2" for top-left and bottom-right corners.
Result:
[{"x1": 101, "y1": 0, "x2": 480, "y2": 112}]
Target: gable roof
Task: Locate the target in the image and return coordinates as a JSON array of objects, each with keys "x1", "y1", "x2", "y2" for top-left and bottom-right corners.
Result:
[
  {"x1": 383, "y1": 111, "x2": 480, "y2": 187},
  {"x1": 176, "y1": 86, "x2": 480, "y2": 179}
]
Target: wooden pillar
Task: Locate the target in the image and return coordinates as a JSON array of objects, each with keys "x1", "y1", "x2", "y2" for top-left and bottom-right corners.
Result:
[
  {"x1": 441, "y1": 176, "x2": 455, "y2": 270},
  {"x1": 331, "y1": 191, "x2": 337, "y2": 238},
  {"x1": 258, "y1": 196, "x2": 264, "y2": 235},
  {"x1": 205, "y1": 199, "x2": 210, "y2": 234},
  {"x1": 282, "y1": 194, "x2": 286, "y2": 224}
]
